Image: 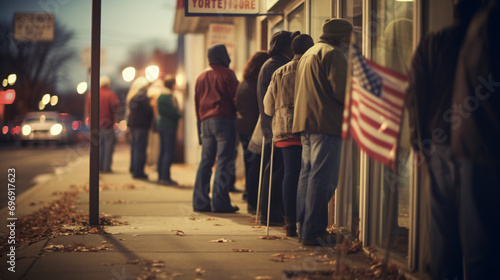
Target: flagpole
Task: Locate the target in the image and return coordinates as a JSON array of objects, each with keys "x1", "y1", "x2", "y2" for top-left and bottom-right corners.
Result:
[
  {"x1": 255, "y1": 135, "x2": 265, "y2": 223},
  {"x1": 266, "y1": 140, "x2": 274, "y2": 237},
  {"x1": 335, "y1": 31, "x2": 357, "y2": 276}
]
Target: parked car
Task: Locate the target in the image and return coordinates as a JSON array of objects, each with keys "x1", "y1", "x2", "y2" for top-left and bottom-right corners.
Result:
[{"x1": 19, "y1": 111, "x2": 76, "y2": 146}]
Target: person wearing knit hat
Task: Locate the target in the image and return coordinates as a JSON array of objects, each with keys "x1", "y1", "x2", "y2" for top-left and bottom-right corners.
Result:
[
  {"x1": 292, "y1": 18, "x2": 353, "y2": 246},
  {"x1": 253, "y1": 29, "x2": 300, "y2": 226}
]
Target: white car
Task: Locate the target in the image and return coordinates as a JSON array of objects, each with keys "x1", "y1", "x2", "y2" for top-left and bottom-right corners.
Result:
[{"x1": 19, "y1": 111, "x2": 74, "y2": 146}]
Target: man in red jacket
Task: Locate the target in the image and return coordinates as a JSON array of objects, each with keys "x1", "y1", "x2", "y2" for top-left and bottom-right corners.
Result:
[
  {"x1": 193, "y1": 44, "x2": 240, "y2": 213},
  {"x1": 86, "y1": 76, "x2": 121, "y2": 173}
]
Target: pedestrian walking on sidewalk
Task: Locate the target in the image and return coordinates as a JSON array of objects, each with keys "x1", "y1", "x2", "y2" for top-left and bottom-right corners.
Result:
[
  {"x1": 293, "y1": 19, "x2": 352, "y2": 246},
  {"x1": 193, "y1": 44, "x2": 240, "y2": 213},
  {"x1": 263, "y1": 34, "x2": 314, "y2": 237},
  {"x1": 86, "y1": 76, "x2": 121, "y2": 173},
  {"x1": 236, "y1": 51, "x2": 270, "y2": 212},
  {"x1": 406, "y1": 0, "x2": 483, "y2": 278},
  {"x1": 126, "y1": 77, "x2": 153, "y2": 180},
  {"x1": 257, "y1": 30, "x2": 300, "y2": 226},
  {"x1": 156, "y1": 75, "x2": 181, "y2": 186}
]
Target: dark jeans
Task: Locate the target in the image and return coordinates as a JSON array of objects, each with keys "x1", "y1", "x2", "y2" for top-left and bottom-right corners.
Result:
[
  {"x1": 99, "y1": 128, "x2": 115, "y2": 171},
  {"x1": 297, "y1": 133, "x2": 342, "y2": 239},
  {"x1": 458, "y1": 158, "x2": 500, "y2": 279},
  {"x1": 157, "y1": 126, "x2": 177, "y2": 181},
  {"x1": 281, "y1": 145, "x2": 302, "y2": 220},
  {"x1": 246, "y1": 152, "x2": 261, "y2": 209},
  {"x1": 259, "y1": 143, "x2": 284, "y2": 223},
  {"x1": 193, "y1": 118, "x2": 236, "y2": 212},
  {"x1": 428, "y1": 145, "x2": 463, "y2": 280},
  {"x1": 130, "y1": 127, "x2": 149, "y2": 177}
]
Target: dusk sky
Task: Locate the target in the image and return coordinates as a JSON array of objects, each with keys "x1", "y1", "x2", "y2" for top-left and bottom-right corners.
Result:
[{"x1": 0, "y1": 0, "x2": 178, "y2": 92}]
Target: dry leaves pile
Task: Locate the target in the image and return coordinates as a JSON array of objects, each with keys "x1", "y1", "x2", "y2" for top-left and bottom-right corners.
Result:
[
  {"x1": 327, "y1": 238, "x2": 363, "y2": 255},
  {"x1": 259, "y1": 235, "x2": 285, "y2": 240},
  {"x1": 0, "y1": 185, "x2": 128, "y2": 253},
  {"x1": 210, "y1": 238, "x2": 233, "y2": 243},
  {"x1": 232, "y1": 248, "x2": 256, "y2": 252},
  {"x1": 44, "y1": 241, "x2": 113, "y2": 252}
]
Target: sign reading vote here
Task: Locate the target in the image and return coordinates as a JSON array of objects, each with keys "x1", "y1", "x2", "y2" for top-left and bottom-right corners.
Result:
[{"x1": 186, "y1": 0, "x2": 259, "y2": 16}]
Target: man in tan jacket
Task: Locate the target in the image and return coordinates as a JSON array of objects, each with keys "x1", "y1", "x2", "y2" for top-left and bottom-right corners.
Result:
[{"x1": 292, "y1": 19, "x2": 352, "y2": 246}]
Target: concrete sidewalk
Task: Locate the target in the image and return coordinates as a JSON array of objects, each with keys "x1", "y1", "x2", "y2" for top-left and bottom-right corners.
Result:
[{"x1": 0, "y1": 143, "x2": 374, "y2": 280}]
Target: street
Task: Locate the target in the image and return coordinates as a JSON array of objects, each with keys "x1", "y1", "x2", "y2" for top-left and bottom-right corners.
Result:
[{"x1": 0, "y1": 142, "x2": 89, "y2": 208}]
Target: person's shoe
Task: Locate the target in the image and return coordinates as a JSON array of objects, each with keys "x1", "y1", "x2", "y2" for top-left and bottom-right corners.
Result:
[
  {"x1": 214, "y1": 205, "x2": 239, "y2": 213},
  {"x1": 284, "y1": 216, "x2": 297, "y2": 237},
  {"x1": 133, "y1": 174, "x2": 148, "y2": 180},
  {"x1": 193, "y1": 205, "x2": 211, "y2": 212},
  {"x1": 158, "y1": 179, "x2": 178, "y2": 186},
  {"x1": 301, "y1": 233, "x2": 341, "y2": 247}
]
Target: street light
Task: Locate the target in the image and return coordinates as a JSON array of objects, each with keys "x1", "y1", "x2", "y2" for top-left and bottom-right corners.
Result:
[
  {"x1": 39, "y1": 101, "x2": 45, "y2": 111},
  {"x1": 7, "y1": 74, "x2": 16, "y2": 86},
  {"x1": 50, "y1": 95, "x2": 58, "y2": 106},
  {"x1": 145, "y1": 65, "x2": 159, "y2": 82},
  {"x1": 77, "y1": 82, "x2": 88, "y2": 94},
  {"x1": 122, "y1": 67, "x2": 135, "y2": 82},
  {"x1": 42, "y1": 94, "x2": 51, "y2": 105}
]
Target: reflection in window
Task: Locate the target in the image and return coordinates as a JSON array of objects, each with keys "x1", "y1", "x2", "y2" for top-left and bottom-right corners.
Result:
[
  {"x1": 288, "y1": 4, "x2": 305, "y2": 34},
  {"x1": 342, "y1": 0, "x2": 363, "y2": 46},
  {"x1": 369, "y1": 0, "x2": 413, "y2": 263},
  {"x1": 311, "y1": 0, "x2": 332, "y2": 42},
  {"x1": 271, "y1": 20, "x2": 284, "y2": 36}
]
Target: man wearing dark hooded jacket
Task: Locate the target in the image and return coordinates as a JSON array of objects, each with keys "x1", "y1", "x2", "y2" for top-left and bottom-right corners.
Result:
[{"x1": 193, "y1": 44, "x2": 240, "y2": 213}]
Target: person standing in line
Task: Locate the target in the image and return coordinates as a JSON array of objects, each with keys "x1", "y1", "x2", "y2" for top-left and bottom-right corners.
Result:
[
  {"x1": 156, "y1": 74, "x2": 181, "y2": 186},
  {"x1": 264, "y1": 34, "x2": 314, "y2": 237},
  {"x1": 405, "y1": 1, "x2": 482, "y2": 278},
  {"x1": 293, "y1": 19, "x2": 352, "y2": 246},
  {"x1": 236, "y1": 51, "x2": 270, "y2": 213},
  {"x1": 452, "y1": 0, "x2": 499, "y2": 278},
  {"x1": 86, "y1": 76, "x2": 121, "y2": 173},
  {"x1": 193, "y1": 44, "x2": 240, "y2": 213},
  {"x1": 127, "y1": 76, "x2": 153, "y2": 180},
  {"x1": 257, "y1": 30, "x2": 300, "y2": 225}
]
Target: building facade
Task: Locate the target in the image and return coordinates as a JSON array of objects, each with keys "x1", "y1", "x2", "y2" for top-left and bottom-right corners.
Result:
[{"x1": 174, "y1": 0, "x2": 457, "y2": 276}]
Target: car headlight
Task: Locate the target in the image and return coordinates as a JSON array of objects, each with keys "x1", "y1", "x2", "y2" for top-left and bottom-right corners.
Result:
[
  {"x1": 50, "y1": 123, "x2": 63, "y2": 135},
  {"x1": 22, "y1": 125, "x2": 32, "y2": 136}
]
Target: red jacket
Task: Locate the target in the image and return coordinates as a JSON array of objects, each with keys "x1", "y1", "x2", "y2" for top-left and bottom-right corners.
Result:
[
  {"x1": 195, "y1": 65, "x2": 239, "y2": 121},
  {"x1": 86, "y1": 87, "x2": 121, "y2": 129}
]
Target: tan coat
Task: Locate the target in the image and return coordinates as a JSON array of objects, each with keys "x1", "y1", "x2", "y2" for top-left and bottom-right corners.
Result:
[
  {"x1": 292, "y1": 41, "x2": 348, "y2": 136},
  {"x1": 263, "y1": 56, "x2": 301, "y2": 142}
]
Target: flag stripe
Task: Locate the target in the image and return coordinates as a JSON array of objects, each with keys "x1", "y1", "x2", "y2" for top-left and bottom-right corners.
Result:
[
  {"x1": 350, "y1": 113, "x2": 395, "y2": 149},
  {"x1": 351, "y1": 104, "x2": 399, "y2": 139},
  {"x1": 349, "y1": 121, "x2": 393, "y2": 166},
  {"x1": 366, "y1": 58, "x2": 409, "y2": 82},
  {"x1": 352, "y1": 95, "x2": 401, "y2": 127},
  {"x1": 352, "y1": 84, "x2": 401, "y2": 117}
]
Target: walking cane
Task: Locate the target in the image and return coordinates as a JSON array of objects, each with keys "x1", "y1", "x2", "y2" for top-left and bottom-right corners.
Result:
[
  {"x1": 266, "y1": 140, "x2": 274, "y2": 237},
  {"x1": 255, "y1": 135, "x2": 265, "y2": 223}
]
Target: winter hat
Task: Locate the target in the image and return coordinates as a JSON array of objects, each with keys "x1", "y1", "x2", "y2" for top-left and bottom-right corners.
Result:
[
  {"x1": 319, "y1": 18, "x2": 353, "y2": 40},
  {"x1": 208, "y1": 44, "x2": 231, "y2": 68},
  {"x1": 268, "y1": 30, "x2": 300, "y2": 56}
]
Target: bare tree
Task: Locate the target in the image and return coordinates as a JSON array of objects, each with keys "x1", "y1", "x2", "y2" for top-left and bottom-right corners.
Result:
[{"x1": 0, "y1": 21, "x2": 75, "y2": 119}]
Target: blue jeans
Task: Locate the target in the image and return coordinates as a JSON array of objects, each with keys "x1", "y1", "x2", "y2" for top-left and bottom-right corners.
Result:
[
  {"x1": 158, "y1": 126, "x2": 177, "y2": 181},
  {"x1": 282, "y1": 145, "x2": 302, "y2": 220},
  {"x1": 193, "y1": 118, "x2": 236, "y2": 212},
  {"x1": 130, "y1": 127, "x2": 149, "y2": 177},
  {"x1": 99, "y1": 128, "x2": 115, "y2": 171},
  {"x1": 297, "y1": 133, "x2": 342, "y2": 239}
]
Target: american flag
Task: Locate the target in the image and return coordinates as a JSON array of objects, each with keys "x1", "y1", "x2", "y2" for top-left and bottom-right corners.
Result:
[{"x1": 341, "y1": 46, "x2": 408, "y2": 168}]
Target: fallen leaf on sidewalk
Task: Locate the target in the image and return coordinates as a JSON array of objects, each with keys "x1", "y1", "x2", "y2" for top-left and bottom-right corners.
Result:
[
  {"x1": 44, "y1": 242, "x2": 113, "y2": 252},
  {"x1": 255, "y1": 276, "x2": 272, "y2": 280},
  {"x1": 213, "y1": 223, "x2": 222, "y2": 226},
  {"x1": 252, "y1": 226, "x2": 264, "y2": 228},
  {"x1": 195, "y1": 267, "x2": 206, "y2": 275},
  {"x1": 258, "y1": 235, "x2": 283, "y2": 240},
  {"x1": 171, "y1": 229, "x2": 185, "y2": 236},
  {"x1": 103, "y1": 199, "x2": 129, "y2": 204},
  {"x1": 270, "y1": 253, "x2": 300, "y2": 262},
  {"x1": 210, "y1": 238, "x2": 233, "y2": 243},
  {"x1": 232, "y1": 248, "x2": 256, "y2": 252}
]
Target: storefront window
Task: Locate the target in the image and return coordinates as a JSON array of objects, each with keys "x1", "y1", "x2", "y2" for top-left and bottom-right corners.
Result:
[
  {"x1": 310, "y1": 0, "x2": 333, "y2": 42},
  {"x1": 368, "y1": 0, "x2": 414, "y2": 263},
  {"x1": 287, "y1": 3, "x2": 305, "y2": 34},
  {"x1": 342, "y1": 0, "x2": 363, "y2": 46}
]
